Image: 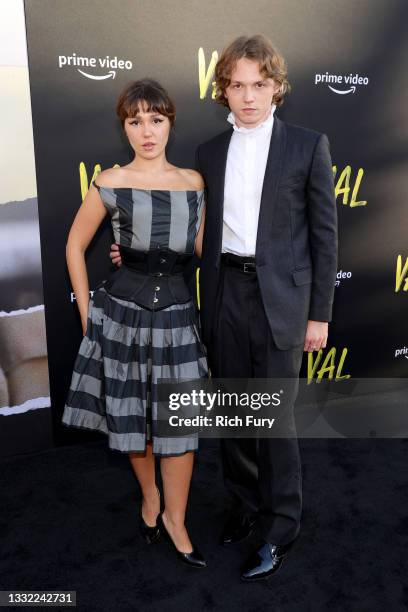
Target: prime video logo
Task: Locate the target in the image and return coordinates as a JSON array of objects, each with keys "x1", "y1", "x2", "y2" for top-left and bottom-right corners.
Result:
[
  {"x1": 394, "y1": 346, "x2": 408, "y2": 359},
  {"x1": 335, "y1": 270, "x2": 352, "y2": 287},
  {"x1": 315, "y1": 72, "x2": 369, "y2": 95},
  {"x1": 58, "y1": 53, "x2": 133, "y2": 80}
]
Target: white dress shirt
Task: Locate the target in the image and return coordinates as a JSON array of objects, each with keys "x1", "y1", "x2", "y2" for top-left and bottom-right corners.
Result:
[{"x1": 222, "y1": 104, "x2": 276, "y2": 256}]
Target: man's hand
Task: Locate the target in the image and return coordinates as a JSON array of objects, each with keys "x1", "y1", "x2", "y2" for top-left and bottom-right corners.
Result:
[
  {"x1": 110, "y1": 243, "x2": 122, "y2": 267},
  {"x1": 304, "y1": 320, "x2": 328, "y2": 352}
]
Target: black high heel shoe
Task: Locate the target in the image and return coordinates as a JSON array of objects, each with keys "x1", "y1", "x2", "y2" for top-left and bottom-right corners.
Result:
[
  {"x1": 140, "y1": 487, "x2": 161, "y2": 544},
  {"x1": 157, "y1": 513, "x2": 207, "y2": 568}
]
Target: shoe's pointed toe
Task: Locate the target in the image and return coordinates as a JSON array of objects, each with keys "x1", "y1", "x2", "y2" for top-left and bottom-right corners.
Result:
[
  {"x1": 241, "y1": 542, "x2": 291, "y2": 581},
  {"x1": 157, "y1": 513, "x2": 207, "y2": 568},
  {"x1": 178, "y1": 546, "x2": 207, "y2": 568}
]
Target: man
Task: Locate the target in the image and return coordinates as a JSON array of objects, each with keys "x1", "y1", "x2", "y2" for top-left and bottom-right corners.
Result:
[
  {"x1": 195, "y1": 34, "x2": 337, "y2": 581},
  {"x1": 111, "y1": 34, "x2": 338, "y2": 581}
]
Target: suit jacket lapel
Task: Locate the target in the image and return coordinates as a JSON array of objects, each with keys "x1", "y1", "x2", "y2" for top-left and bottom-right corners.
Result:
[{"x1": 255, "y1": 116, "x2": 286, "y2": 263}]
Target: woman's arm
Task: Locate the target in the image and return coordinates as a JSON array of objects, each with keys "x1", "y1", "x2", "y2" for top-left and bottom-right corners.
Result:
[
  {"x1": 194, "y1": 202, "x2": 206, "y2": 259},
  {"x1": 66, "y1": 184, "x2": 107, "y2": 334}
]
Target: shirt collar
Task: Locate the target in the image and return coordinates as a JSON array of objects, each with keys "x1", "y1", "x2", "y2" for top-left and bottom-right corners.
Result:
[{"x1": 227, "y1": 104, "x2": 276, "y2": 134}]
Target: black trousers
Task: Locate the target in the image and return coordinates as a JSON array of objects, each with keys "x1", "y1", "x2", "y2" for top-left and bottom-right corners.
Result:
[{"x1": 207, "y1": 262, "x2": 303, "y2": 545}]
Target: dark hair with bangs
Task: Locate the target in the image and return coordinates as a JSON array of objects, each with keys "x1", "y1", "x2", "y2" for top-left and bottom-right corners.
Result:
[{"x1": 116, "y1": 78, "x2": 176, "y2": 128}]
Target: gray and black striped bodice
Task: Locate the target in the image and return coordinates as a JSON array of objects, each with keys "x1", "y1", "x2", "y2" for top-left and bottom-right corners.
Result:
[{"x1": 93, "y1": 182, "x2": 205, "y2": 254}]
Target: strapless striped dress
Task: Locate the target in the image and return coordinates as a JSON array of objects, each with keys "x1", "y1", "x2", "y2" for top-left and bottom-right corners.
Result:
[{"x1": 61, "y1": 181, "x2": 208, "y2": 456}]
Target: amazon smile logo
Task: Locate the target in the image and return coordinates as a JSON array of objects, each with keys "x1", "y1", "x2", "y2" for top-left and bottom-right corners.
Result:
[
  {"x1": 314, "y1": 72, "x2": 369, "y2": 95},
  {"x1": 58, "y1": 53, "x2": 133, "y2": 79}
]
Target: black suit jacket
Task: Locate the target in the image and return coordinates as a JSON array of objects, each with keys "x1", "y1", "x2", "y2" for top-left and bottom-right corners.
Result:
[{"x1": 196, "y1": 115, "x2": 338, "y2": 351}]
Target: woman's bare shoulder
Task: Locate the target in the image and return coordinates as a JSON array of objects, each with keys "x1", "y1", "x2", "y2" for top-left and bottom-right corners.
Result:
[
  {"x1": 177, "y1": 168, "x2": 205, "y2": 190},
  {"x1": 94, "y1": 167, "x2": 124, "y2": 187}
]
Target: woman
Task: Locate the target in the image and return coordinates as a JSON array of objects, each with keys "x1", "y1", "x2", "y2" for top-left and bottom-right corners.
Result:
[{"x1": 62, "y1": 78, "x2": 207, "y2": 568}]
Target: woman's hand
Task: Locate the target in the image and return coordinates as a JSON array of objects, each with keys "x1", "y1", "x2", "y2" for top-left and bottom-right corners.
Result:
[{"x1": 110, "y1": 243, "x2": 122, "y2": 266}]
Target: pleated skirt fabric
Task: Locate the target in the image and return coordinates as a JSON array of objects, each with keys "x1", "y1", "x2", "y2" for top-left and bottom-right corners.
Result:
[{"x1": 62, "y1": 286, "x2": 208, "y2": 456}]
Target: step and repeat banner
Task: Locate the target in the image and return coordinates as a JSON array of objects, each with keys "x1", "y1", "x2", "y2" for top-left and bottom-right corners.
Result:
[
  {"x1": 19, "y1": 0, "x2": 407, "y2": 450},
  {"x1": 0, "y1": 1, "x2": 52, "y2": 458}
]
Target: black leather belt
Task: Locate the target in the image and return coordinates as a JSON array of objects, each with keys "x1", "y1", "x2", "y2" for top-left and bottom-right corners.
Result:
[{"x1": 221, "y1": 252, "x2": 257, "y2": 273}]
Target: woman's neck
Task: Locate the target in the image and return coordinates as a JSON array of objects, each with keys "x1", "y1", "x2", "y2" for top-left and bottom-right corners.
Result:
[{"x1": 127, "y1": 154, "x2": 171, "y2": 174}]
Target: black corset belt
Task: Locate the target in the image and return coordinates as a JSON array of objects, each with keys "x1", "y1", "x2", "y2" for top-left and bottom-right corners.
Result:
[{"x1": 102, "y1": 246, "x2": 194, "y2": 310}]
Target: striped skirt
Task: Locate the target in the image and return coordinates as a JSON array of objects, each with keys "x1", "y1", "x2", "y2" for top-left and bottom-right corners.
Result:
[{"x1": 62, "y1": 286, "x2": 208, "y2": 456}]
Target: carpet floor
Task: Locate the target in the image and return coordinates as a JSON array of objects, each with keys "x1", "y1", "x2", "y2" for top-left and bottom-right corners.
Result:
[{"x1": 1, "y1": 438, "x2": 407, "y2": 611}]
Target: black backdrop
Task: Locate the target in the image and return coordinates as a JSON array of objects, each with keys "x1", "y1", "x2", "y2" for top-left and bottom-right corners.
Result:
[{"x1": 24, "y1": 0, "x2": 408, "y2": 447}]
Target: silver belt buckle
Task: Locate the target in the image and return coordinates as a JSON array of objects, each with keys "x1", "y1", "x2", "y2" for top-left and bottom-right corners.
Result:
[{"x1": 243, "y1": 262, "x2": 255, "y2": 273}]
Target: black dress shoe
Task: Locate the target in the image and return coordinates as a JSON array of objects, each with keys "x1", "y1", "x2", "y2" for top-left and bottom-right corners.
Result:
[
  {"x1": 139, "y1": 487, "x2": 161, "y2": 544},
  {"x1": 157, "y1": 513, "x2": 207, "y2": 568},
  {"x1": 241, "y1": 541, "x2": 293, "y2": 581},
  {"x1": 220, "y1": 514, "x2": 257, "y2": 546}
]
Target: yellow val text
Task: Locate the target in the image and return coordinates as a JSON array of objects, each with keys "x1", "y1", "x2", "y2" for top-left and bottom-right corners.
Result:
[
  {"x1": 79, "y1": 162, "x2": 120, "y2": 201},
  {"x1": 332, "y1": 165, "x2": 367, "y2": 207},
  {"x1": 198, "y1": 47, "x2": 218, "y2": 99},
  {"x1": 395, "y1": 255, "x2": 408, "y2": 292},
  {"x1": 196, "y1": 267, "x2": 201, "y2": 310},
  {"x1": 307, "y1": 347, "x2": 351, "y2": 383}
]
